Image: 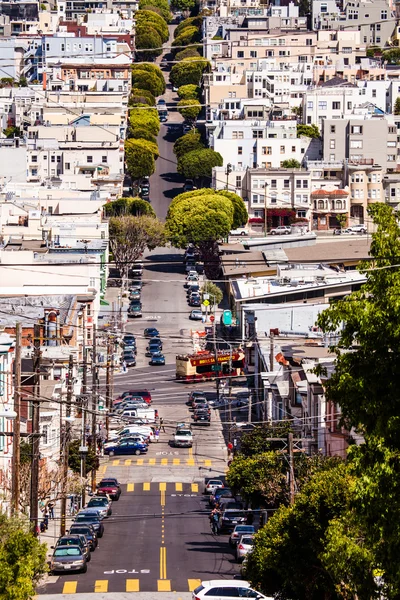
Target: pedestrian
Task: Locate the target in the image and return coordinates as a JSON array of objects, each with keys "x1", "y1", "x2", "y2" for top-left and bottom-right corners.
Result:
[
  {"x1": 40, "y1": 519, "x2": 46, "y2": 533},
  {"x1": 160, "y1": 417, "x2": 165, "y2": 433},
  {"x1": 155, "y1": 427, "x2": 160, "y2": 442},
  {"x1": 227, "y1": 441, "x2": 233, "y2": 457},
  {"x1": 122, "y1": 360, "x2": 127, "y2": 373},
  {"x1": 43, "y1": 512, "x2": 49, "y2": 530},
  {"x1": 48, "y1": 501, "x2": 55, "y2": 520},
  {"x1": 209, "y1": 507, "x2": 220, "y2": 535}
]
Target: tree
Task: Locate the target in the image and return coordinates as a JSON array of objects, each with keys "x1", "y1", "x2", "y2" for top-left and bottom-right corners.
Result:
[
  {"x1": 298, "y1": 0, "x2": 310, "y2": 16},
  {"x1": 394, "y1": 97, "x2": 400, "y2": 115},
  {"x1": 135, "y1": 26, "x2": 163, "y2": 61},
  {"x1": 3, "y1": 125, "x2": 21, "y2": 138},
  {"x1": 138, "y1": 0, "x2": 171, "y2": 22},
  {"x1": 173, "y1": 131, "x2": 204, "y2": 158},
  {"x1": 132, "y1": 64, "x2": 165, "y2": 97},
  {"x1": 201, "y1": 281, "x2": 223, "y2": 305},
  {"x1": 109, "y1": 215, "x2": 165, "y2": 285},
  {"x1": 245, "y1": 462, "x2": 358, "y2": 600},
  {"x1": 172, "y1": 26, "x2": 201, "y2": 52},
  {"x1": 177, "y1": 148, "x2": 223, "y2": 181},
  {"x1": 297, "y1": 123, "x2": 320, "y2": 138},
  {"x1": 170, "y1": 58, "x2": 210, "y2": 88},
  {"x1": 174, "y1": 15, "x2": 202, "y2": 38},
  {"x1": 383, "y1": 48, "x2": 400, "y2": 64},
  {"x1": 129, "y1": 87, "x2": 156, "y2": 106},
  {"x1": 175, "y1": 47, "x2": 202, "y2": 61},
  {"x1": 177, "y1": 84, "x2": 200, "y2": 100},
  {"x1": 238, "y1": 424, "x2": 292, "y2": 458},
  {"x1": 135, "y1": 9, "x2": 169, "y2": 42},
  {"x1": 281, "y1": 159, "x2": 301, "y2": 168},
  {"x1": 125, "y1": 138, "x2": 156, "y2": 179},
  {"x1": 104, "y1": 197, "x2": 156, "y2": 217},
  {"x1": 68, "y1": 439, "x2": 99, "y2": 474},
  {"x1": 177, "y1": 98, "x2": 201, "y2": 121},
  {"x1": 171, "y1": 0, "x2": 196, "y2": 11},
  {"x1": 129, "y1": 127, "x2": 157, "y2": 144},
  {"x1": 0, "y1": 512, "x2": 47, "y2": 600},
  {"x1": 129, "y1": 107, "x2": 160, "y2": 136},
  {"x1": 335, "y1": 213, "x2": 347, "y2": 229}
]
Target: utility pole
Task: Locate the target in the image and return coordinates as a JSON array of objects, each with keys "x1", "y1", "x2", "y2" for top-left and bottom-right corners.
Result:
[
  {"x1": 288, "y1": 432, "x2": 295, "y2": 505},
  {"x1": 60, "y1": 354, "x2": 73, "y2": 535},
  {"x1": 225, "y1": 162, "x2": 232, "y2": 191},
  {"x1": 30, "y1": 323, "x2": 41, "y2": 536},
  {"x1": 212, "y1": 316, "x2": 220, "y2": 403},
  {"x1": 91, "y1": 324, "x2": 98, "y2": 492},
  {"x1": 105, "y1": 335, "x2": 112, "y2": 437},
  {"x1": 80, "y1": 307, "x2": 87, "y2": 508},
  {"x1": 11, "y1": 322, "x2": 21, "y2": 514}
]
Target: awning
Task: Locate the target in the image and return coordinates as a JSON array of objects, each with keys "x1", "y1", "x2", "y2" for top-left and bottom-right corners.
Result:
[{"x1": 100, "y1": 299, "x2": 110, "y2": 306}]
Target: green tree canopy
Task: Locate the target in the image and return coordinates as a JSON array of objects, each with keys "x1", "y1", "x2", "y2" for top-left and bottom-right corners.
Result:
[
  {"x1": 172, "y1": 26, "x2": 201, "y2": 51},
  {"x1": 177, "y1": 84, "x2": 200, "y2": 100},
  {"x1": 104, "y1": 197, "x2": 156, "y2": 217},
  {"x1": 245, "y1": 462, "x2": 358, "y2": 600},
  {"x1": 0, "y1": 512, "x2": 47, "y2": 600},
  {"x1": 281, "y1": 158, "x2": 301, "y2": 168},
  {"x1": 138, "y1": 0, "x2": 171, "y2": 21},
  {"x1": 175, "y1": 47, "x2": 202, "y2": 61},
  {"x1": 3, "y1": 125, "x2": 21, "y2": 138},
  {"x1": 129, "y1": 106, "x2": 160, "y2": 136},
  {"x1": 132, "y1": 63, "x2": 166, "y2": 96},
  {"x1": 177, "y1": 98, "x2": 201, "y2": 121},
  {"x1": 135, "y1": 9, "x2": 169, "y2": 42},
  {"x1": 128, "y1": 127, "x2": 157, "y2": 144},
  {"x1": 129, "y1": 87, "x2": 156, "y2": 107},
  {"x1": 170, "y1": 0, "x2": 196, "y2": 11},
  {"x1": 68, "y1": 439, "x2": 99, "y2": 474},
  {"x1": 174, "y1": 15, "x2": 202, "y2": 38},
  {"x1": 125, "y1": 138, "x2": 156, "y2": 179},
  {"x1": 135, "y1": 26, "x2": 163, "y2": 61},
  {"x1": 394, "y1": 97, "x2": 400, "y2": 115},
  {"x1": 297, "y1": 123, "x2": 320, "y2": 138},
  {"x1": 383, "y1": 48, "x2": 400, "y2": 64},
  {"x1": 173, "y1": 131, "x2": 204, "y2": 158},
  {"x1": 177, "y1": 147, "x2": 223, "y2": 180},
  {"x1": 201, "y1": 281, "x2": 223, "y2": 305},
  {"x1": 109, "y1": 215, "x2": 165, "y2": 285},
  {"x1": 170, "y1": 58, "x2": 210, "y2": 88}
]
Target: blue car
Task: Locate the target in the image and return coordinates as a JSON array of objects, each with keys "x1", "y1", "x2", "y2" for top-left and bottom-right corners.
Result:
[
  {"x1": 149, "y1": 352, "x2": 166, "y2": 366},
  {"x1": 104, "y1": 439, "x2": 148, "y2": 457},
  {"x1": 144, "y1": 327, "x2": 159, "y2": 338}
]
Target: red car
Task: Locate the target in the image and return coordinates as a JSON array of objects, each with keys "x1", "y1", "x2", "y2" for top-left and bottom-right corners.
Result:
[
  {"x1": 115, "y1": 390, "x2": 151, "y2": 404},
  {"x1": 96, "y1": 478, "x2": 121, "y2": 501}
]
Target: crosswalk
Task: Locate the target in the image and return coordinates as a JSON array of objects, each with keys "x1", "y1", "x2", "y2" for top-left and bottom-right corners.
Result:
[
  {"x1": 98, "y1": 457, "x2": 213, "y2": 468},
  {"x1": 124, "y1": 482, "x2": 200, "y2": 493},
  {"x1": 61, "y1": 578, "x2": 202, "y2": 594}
]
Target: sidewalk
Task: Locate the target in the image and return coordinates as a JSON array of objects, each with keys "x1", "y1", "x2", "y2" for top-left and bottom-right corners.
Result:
[{"x1": 38, "y1": 501, "x2": 73, "y2": 561}]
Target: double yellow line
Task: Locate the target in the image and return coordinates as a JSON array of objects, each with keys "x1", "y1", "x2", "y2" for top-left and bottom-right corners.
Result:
[{"x1": 159, "y1": 546, "x2": 167, "y2": 580}]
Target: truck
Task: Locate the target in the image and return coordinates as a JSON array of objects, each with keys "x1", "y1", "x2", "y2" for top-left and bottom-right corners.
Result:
[
  {"x1": 120, "y1": 407, "x2": 157, "y2": 422},
  {"x1": 173, "y1": 427, "x2": 193, "y2": 448}
]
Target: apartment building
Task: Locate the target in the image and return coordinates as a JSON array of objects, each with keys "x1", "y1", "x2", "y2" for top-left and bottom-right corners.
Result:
[{"x1": 0, "y1": 333, "x2": 15, "y2": 514}]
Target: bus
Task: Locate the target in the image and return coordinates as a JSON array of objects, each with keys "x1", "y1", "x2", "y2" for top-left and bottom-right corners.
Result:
[{"x1": 176, "y1": 349, "x2": 245, "y2": 382}]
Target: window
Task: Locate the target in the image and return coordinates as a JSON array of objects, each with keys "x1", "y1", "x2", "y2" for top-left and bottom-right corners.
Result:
[
  {"x1": 31, "y1": 155, "x2": 37, "y2": 162},
  {"x1": 252, "y1": 194, "x2": 259, "y2": 203},
  {"x1": 297, "y1": 210, "x2": 306, "y2": 218},
  {"x1": 330, "y1": 140, "x2": 336, "y2": 149},
  {"x1": 376, "y1": 24, "x2": 381, "y2": 31},
  {"x1": 211, "y1": 45, "x2": 220, "y2": 53},
  {"x1": 250, "y1": 51, "x2": 257, "y2": 58},
  {"x1": 238, "y1": 146, "x2": 243, "y2": 155},
  {"x1": 351, "y1": 125, "x2": 363, "y2": 134},
  {"x1": 252, "y1": 130, "x2": 263, "y2": 138},
  {"x1": 42, "y1": 424, "x2": 49, "y2": 445},
  {"x1": 350, "y1": 140, "x2": 363, "y2": 149},
  {"x1": 253, "y1": 179, "x2": 259, "y2": 189},
  {"x1": 237, "y1": 51, "x2": 244, "y2": 58},
  {"x1": 87, "y1": 156, "x2": 93, "y2": 163},
  {"x1": 232, "y1": 131, "x2": 244, "y2": 139},
  {"x1": 270, "y1": 193, "x2": 277, "y2": 204},
  {"x1": 303, "y1": 180, "x2": 308, "y2": 188},
  {"x1": 388, "y1": 155, "x2": 395, "y2": 162},
  {"x1": 372, "y1": 89, "x2": 377, "y2": 98},
  {"x1": 391, "y1": 188, "x2": 396, "y2": 197},
  {"x1": 307, "y1": 101, "x2": 313, "y2": 109},
  {"x1": 332, "y1": 101, "x2": 340, "y2": 110},
  {"x1": 280, "y1": 145, "x2": 285, "y2": 154},
  {"x1": 284, "y1": 179, "x2": 290, "y2": 188},
  {"x1": 306, "y1": 38, "x2": 313, "y2": 46},
  {"x1": 381, "y1": 10, "x2": 387, "y2": 19},
  {"x1": 271, "y1": 179, "x2": 277, "y2": 189},
  {"x1": 291, "y1": 146, "x2": 296, "y2": 153},
  {"x1": 51, "y1": 155, "x2": 55, "y2": 163},
  {"x1": 318, "y1": 101, "x2": 327, "y2": 110},
  {"x1": 65, "y1": 162, "x2": 70, "y2": 170},
  {"x1": 330, "y1": 125, "x2": 336, "y2": 133},
  {"x1": 31, "y1": 168, "x2": 38, "y2": 176},
  {"x1": 296, "y1": 180, "x2": 302, "y2": 188},
  {"x1": 347, "y1": 101, "x2": 352, "y2": 110},
  {"x1": 236, "y1": 176, "x2": 242, "y2": 188},
  {"x1": 387, "y1": 141, "x2": 396, "y2": 147}
]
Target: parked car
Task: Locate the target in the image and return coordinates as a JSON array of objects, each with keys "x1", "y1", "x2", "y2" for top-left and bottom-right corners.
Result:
[
  {"x1": 129, "y1": 279, "x2": 142, "y2": 291},
  {"x1": 191, "y1": 580, "x2": 273, "y2": 600},
  {"x1": 230, "y1": 228, "x2": 248, "y2": 237},
  {"x1": 54, "y1": 534, "x2": 91, "y2": 562},
  {"x1": 122, "y1": 334, "x2": 137, "y2": 350},
  {"x1": 345, "y1": 224, "x2": 367, "y2": 234},
  {"x1": 104, "y1": 439, "x2": 148, "y2": 457},
  {"x1": 235, "y1": 535, "x2": 254, "y2": 562},
  {"x1": 188, "y1": 390, "x2": 208, "y2": 404},
  {"x1": 183, "y1": 179, "x2": 197, "y2": 192},
  {"x1": 219, "y1": 509, "x2": 246, "y2": 533},
  {"x1": 128, "y1": 302, "x2": 142, "y2": 318},
  {"x1": 96, "y1": 478, "x2": 121, "y2": 501},
  {"x1": 87, "y1": 495, "x2": 112, "y2": 517},
  {"x1": 50, "y1": 545, "x2": 87, "y2": 574},
  {"x1": 122, "y1": 350, "x2": 136, "y2": 367},
  {"x1": 144, "y1": 327, "x2": 160, "y2": 338},
  {"x1": 269, "y1": 225, "x2": 291, "y2": 235},
  {"x1": 68, "y1": 524, "x2": 98, "y2": 551},
  {"x1": 204, "y1": 479, "x2": 224, "y2": 495},
  {"x1": 229, "y1": 525, "x2": 255, "y2": 547},
  {"x1": 192, "y1": 409, "x2": 211, "y2": 425},
  {"x1": 189, "y1": 309, "x2": 203, "y2": 321},
  {"x1": 73, "y1": 513, "x2": 104, "y2": 538},
  {"x1": 209, "y1": 487, "x2": 234, "y2": 507}
]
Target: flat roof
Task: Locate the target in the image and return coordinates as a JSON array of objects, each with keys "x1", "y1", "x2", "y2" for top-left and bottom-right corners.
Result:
[{"x1": 285, "y1": 238, "x2": 371, "y2": 263}]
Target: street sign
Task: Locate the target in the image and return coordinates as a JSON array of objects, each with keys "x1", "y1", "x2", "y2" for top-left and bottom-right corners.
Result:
[
  {"x1": 202, "y1": 299, "x2": 210, "y2": 307},
  {"x1": 223, "y1": 310, "x2": 232, "y2": 326},
  {"x1": 210, "y1": 315, "x2": 215, "y2": 322},
  {"x1": 211, "y1": 365, "x2": 222, "y2": 371},
  {"x1": 203, "y1": 293, "x2": 210, "y2": 300}
]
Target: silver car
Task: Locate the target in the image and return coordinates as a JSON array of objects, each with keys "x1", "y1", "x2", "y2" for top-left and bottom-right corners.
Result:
[
  {"x1": 50, "y1": 545, "x2": 87, "y2": 574},
  {"x1": 235, "y1": 535, "x2": 254, "y2": 562}
]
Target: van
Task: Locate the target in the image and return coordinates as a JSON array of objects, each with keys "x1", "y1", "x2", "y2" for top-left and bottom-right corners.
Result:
[
  {"x1": 120, "y1": 407, "x2": 157, "y2": 421},
  {"x1": 110, "y1": 426, "x2": 155, "y2": 442}
]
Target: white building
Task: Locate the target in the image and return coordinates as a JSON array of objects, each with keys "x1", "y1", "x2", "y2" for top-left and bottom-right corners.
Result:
[{"x1": 0, "y1": 333, "x2": 15, "y2": 514}]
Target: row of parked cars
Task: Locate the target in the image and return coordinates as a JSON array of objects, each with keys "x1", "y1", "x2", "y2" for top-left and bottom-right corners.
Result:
[
  {"x1": 50, "y1": 478, "x2": 122, "y2": 575},
  {"x1": 187, "y1": 390, "x2": 211, "y2": 426},
  {"x1": 121, "y1": 327, "x2": 166, "y2": 368},
  {"x1": 127, "y1": 270, "x2": 144, "y2": 319}
]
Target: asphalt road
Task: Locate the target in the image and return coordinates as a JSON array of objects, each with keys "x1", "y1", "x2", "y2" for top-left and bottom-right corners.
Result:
[{"x1": 150, "y1": 24, "x2": 185, "y2": 221}]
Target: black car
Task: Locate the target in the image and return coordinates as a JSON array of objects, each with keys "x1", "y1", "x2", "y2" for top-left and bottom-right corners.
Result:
[
  {"x1": 189, "y1": 297, "x2": 201, "y2": 307},
  {"x1": 146, "y1": 338, "x2": 162, "y2": 350},
  {"x1": 144, "y1": 327, "x2": 160, "y2": 338},
  {"x1": 69, "y1": 524, "x2": 98, "y2": 551},
  {"x1": 74, "y1": 513, "x2": 104, "y2": 538},
  {"x1": 219, "y1": 510, "x2": 246, "y2": 533},
  {"x1": 186, "y1": 285, "x2": 200, "y2": 296},
  {"x1": 55, "y1": 535, "x2": 91, "y2": 562},
  {"x1": 193, "y1": 409, "x2": 211, "y2": 425},
  {"x1": 129, "y1": 280, "x2": 142, "y2": 291}
]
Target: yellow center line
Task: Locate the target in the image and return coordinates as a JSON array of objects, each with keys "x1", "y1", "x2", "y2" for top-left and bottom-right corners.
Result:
[
  {"x1": 159, "y1": 546, "x2": 167, "y2": 579},
  {"x1": 188, "y1": 446, "x2": 193, "y2": 459},
  {"x1": 160, "y1": 490, "x2": 166, "y2": 506},
  {"x1": 173, "y1": 458, "x2": 180, "y2": 465}
]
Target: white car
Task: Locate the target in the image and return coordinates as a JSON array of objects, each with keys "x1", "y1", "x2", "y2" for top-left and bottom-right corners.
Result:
[
  {"x1": 345, "y1": 224, "x2": 367, "y2": 234},
  {"x1": 269, "y1": 225, "x2": 291, "y2": 235},
  {"x1": 229, "y1": 524, "x2": 255, "y2": 547},
  {"x1": 204, "y1": 479, "x2": 224, "y2": 495},
  {"x1": 230, "y1": 228, "x2": 248, "y2": 237},
  {"x1": 192, "y1": 580, "x2": 273, "y2": 600},
  {"x1": 236, "y1": 535, "x2": 255, "y2": 562}
]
